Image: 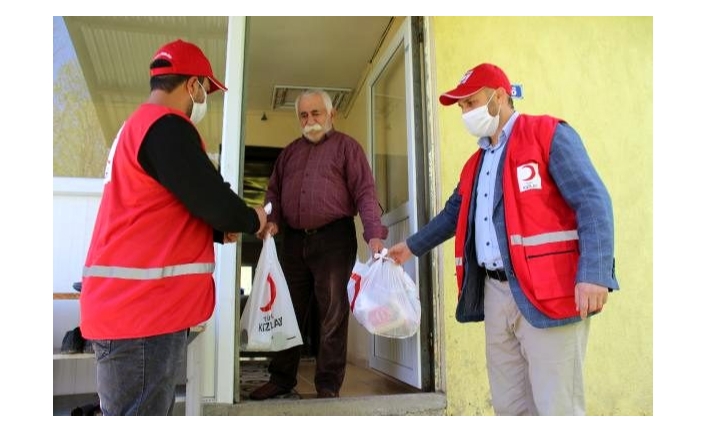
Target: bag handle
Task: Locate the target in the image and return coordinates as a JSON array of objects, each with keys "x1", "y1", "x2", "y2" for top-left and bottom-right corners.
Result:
[{"x1": 373, "y1": 248, "x2": 395, "y2": 264}]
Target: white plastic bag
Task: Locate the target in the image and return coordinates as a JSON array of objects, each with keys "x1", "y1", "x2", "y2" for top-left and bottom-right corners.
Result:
[
  {"x1": 240, "y1": 235, "x2": 303, "y2": 351},
  {"x1": 347, "y1": 250, "x2": 421, "y2": 338}
]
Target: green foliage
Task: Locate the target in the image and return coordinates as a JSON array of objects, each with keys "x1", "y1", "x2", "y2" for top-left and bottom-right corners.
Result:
[{"x1": 53, "y1": 61, "x2": 108, "y2": 178}]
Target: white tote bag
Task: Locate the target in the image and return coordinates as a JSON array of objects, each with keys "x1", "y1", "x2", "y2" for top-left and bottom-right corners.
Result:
[
  {"x1": 347, "y1": 250, "x2": 421, "y2": 339},
  {"x1": 240, "y1": 235, "x2": 303, "y2": 351}
]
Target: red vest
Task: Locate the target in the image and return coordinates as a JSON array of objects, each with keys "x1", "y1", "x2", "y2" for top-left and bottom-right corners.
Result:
[
  {"x1": 81, "y1": 104, "x2": 215, "y2": 339},
  {"x1": 454, "y1": 115, "x2": 580, "y2": 319}
]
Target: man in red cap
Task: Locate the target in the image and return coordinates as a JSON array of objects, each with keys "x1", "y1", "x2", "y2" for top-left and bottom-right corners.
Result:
[
  {"x1": 80, "y1": 39, "x2": 267, "y2": 415},
  {"x1": 388, "y1": 63, "x2": 618, "y2": 415}
]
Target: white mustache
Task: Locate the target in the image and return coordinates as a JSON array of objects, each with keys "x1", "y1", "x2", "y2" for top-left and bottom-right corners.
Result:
[{"x1": 303, "y1": 124, "x2": 324, "y2": 133}]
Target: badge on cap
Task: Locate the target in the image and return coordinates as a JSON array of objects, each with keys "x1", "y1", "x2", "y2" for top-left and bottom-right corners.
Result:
[
  {"x1": 459, "y1": 69, "x2": 473, "y2": 84},
  {"x1": 153, "y1": 51, "x2": 173, "y2": 61}
]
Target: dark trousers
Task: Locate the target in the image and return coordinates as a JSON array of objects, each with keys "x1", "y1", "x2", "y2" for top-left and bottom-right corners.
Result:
[{"x1": 267, "y1": 217, "x2": 357, "y2": 393}]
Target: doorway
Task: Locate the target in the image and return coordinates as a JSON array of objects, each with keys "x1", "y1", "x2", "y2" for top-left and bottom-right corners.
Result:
[{"x1": 236, "y1": 16, "x2": 434, "y2": 402}]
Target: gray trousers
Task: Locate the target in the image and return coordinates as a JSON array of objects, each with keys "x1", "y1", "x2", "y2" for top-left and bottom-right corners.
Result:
[{"x1": 93, "y1": 330, "x2": 187, "y2": 415}]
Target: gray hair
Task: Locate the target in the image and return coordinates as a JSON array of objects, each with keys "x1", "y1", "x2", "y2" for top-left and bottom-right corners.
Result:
[{"x1": 295, "y1": 89, "x2": 333, "y2": 117}]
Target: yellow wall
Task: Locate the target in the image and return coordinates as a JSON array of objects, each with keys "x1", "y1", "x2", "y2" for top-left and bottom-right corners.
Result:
[
  {"x1": 244, "y1": 110, "x2": 301, "y2": 147},
  {"x1": 431, "y1": 16, "x2": 653, "y2": 415}
]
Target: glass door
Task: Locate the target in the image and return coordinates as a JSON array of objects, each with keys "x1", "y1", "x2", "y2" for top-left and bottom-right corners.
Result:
[{"x1": 368, "y1": 17, "x2": 421, "y2": 388}]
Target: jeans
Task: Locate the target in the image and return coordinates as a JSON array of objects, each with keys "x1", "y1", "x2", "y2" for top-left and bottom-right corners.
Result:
[{"x1": 92, "y1": 330, "x2": 187, "y2": 415}]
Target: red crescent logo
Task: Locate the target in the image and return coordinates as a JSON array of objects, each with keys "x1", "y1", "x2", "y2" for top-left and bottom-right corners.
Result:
[
  {"x1": 349, "y1": 273, "x2": 362, "y2": 311},
  {"x1": 520, "y1": 164, "x2": 536, "y2": 181},
  {"x1": 260, "y1": 274, "x2": 277, "y2": 312}
]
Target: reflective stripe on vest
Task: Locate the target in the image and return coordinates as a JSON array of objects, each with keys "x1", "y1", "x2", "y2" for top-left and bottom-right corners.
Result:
[
  {"x1": 509, "y1": 229, "x2": 578, "y2": 246},
  {"x1": 83, "y1": 262, "x2": 215, "y2": 280}
]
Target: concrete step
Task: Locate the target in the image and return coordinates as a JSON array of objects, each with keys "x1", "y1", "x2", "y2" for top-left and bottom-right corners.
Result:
[{"x1": 202, "y1": 392, "x2": 446, "y2": 416}]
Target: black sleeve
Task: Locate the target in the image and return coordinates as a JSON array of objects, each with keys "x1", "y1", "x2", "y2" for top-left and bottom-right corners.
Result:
[{"x1": 137, "y1": 114, "x2": 259, "y2": 235}]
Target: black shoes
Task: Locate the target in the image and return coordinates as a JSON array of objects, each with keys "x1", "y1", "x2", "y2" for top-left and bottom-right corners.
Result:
[
  {"x1": 60, "y1": 327, "x2": 85, "y2": 354},
  {"x1": 71, "y1": 403, "x2": 102, "y2": 416},
  {"x1": 316, "y1": 389, "x2": 339, "y2": 398},
  {"x1": 60, "y1": 326, "x2": 93, "y2": 354},
  {"x1": 249, "y1": 381, "x2": 340, "y2": 400},
  {"x1": 249, "y1": 382, "x2": 292, "y2": 400}
]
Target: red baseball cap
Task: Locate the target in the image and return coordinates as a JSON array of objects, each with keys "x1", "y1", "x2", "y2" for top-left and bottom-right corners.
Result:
[
  {"x1": 149, "y1": 39, "x2": 227, "y2": 94},
  {"x1": 439, "y1": 63, "x2": 511, "y2": 106}
]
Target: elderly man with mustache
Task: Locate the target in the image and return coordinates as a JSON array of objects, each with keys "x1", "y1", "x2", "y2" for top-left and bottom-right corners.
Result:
[{"x1": 251, "y1": 89, "x2": 387, "y2": 400}]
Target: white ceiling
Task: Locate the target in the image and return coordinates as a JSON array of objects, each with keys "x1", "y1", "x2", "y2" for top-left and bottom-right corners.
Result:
[
  {"x1": 246, "y1": 16, "x2": 393, "y2": 112},
  {"x1": 61, "y1": 16, "x2": 393, "y2": 147}
]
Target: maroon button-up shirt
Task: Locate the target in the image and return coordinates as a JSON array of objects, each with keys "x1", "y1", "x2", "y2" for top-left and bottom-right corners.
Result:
[{"x1": 265, "y1": 130, "x2": 388, "y2": 242}]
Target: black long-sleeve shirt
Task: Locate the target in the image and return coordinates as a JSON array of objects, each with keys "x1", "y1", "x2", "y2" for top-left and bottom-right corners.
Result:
[{"x1": 137, "y1": 114, "x2": 258, "y2": 242}]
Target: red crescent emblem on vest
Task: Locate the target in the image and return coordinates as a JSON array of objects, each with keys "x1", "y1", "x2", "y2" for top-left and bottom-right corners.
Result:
[
  {"x1": 520, "y1": 164, "x2": 536, "y2": 181},
  {"x1": 260, "y1": 274, "x2": 277, "y2": 312}
]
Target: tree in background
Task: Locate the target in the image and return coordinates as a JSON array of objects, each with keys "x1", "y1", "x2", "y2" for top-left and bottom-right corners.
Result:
[{"x1": 53, "y1": 19, "x2": 108, "y2": 179}]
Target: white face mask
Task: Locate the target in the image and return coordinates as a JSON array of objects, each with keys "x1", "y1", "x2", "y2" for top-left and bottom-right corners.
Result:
[
  {"x1": 189, "y1": 81, "x2": 208, "y2": 124},
  {"x1": 461, "y1": 92, "x2": 499, "y2": 138}
]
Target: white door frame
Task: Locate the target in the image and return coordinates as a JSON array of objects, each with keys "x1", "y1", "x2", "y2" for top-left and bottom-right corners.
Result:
[
  {"x1": 203, "y1": 16, "x2": 247, "y2": 404},
  {"x1": 366, "y1": 17, "x2": 422, "y2": 388}
]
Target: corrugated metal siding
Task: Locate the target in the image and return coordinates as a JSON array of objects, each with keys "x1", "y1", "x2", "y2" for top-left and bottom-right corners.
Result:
[{"x1": 63, "y1": 16, "x2": 228, "y2": 150}]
